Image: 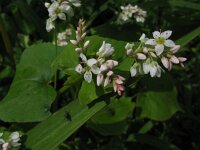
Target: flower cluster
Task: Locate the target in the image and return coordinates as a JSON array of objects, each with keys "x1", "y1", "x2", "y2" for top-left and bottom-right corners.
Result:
[
  {"x1": 126, "y1": 30, "x2": 187, "y2": 77},
  {"x1": 45, "y1": 0, "x2": 81, "y2": 32},
  {"x1": 0, "y1": 132, "x2": 21, "y2": 150},
  {"x1": 71, "y1": 19, "x2": 125, "y2": 96},
  {"x1": 57, "y1": 28, "x2": 72, "y2": 46},
  {"x1": 117, "y1": 4, "x2": 147, "y2": 24}
]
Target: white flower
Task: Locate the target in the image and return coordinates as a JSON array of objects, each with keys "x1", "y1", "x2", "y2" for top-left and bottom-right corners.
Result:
[
  {"x1": 75, "y1": 54, "x2": 100, "y2": 83},
  {"x1": 134, "y1": 8, "x2": 146, "y2": 23},
  {"x1": 0, "y1": 132, "x2": 21, "y2": 150},
  {"x1": 97, "y1": 41, "x2": 114, "y2": 58},
  {"x1": 130, "y1": 63, "x2": 141, "y2": 77},
  {"x1": 45, "y1": 0, "x2": 81, "y2": 32},
  {"x1": 143, "y1": 60, "x2": 162, "y2": 77},
  {"x1": 46, "y1": 18, "x2": 55, "y2": 32},
  {"x1": 139, "y1": 33, "x2": 148, "y2": 43},
  {"x1": 57, "y1": 28, "x2": 72, "y2": 46},
  {"x1": 145, "y1": 30, "x2": 175, "y2": 55}
]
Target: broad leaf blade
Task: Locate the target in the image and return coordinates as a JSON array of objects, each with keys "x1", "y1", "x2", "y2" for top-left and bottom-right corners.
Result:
[{"x1": 0, "y1": 43, "x2": 61, "y2": 122}]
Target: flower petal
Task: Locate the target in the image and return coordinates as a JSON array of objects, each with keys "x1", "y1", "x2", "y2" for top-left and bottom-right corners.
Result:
[
  {"x1": 155, "y1": 44, "x2": 164, "y2": 55},
  {"x1": 164, "y1": 40, "x2": 175, "y2": 47},
  {"x1": 153, "y1": 31, "x2": 161, "y2": 39},
  {"x1": 84, "y1": 71, "x2": 92, "y2": 83},
  {"x1": 87, "y1": 58, "x2": 97, "y2": 67},
  {"x1": 80, "y1": 53, "x2": 87, "y2": 62},
  {"x1": 58, "y1": 13, "x2": 66, "y2": 20},
  {"x1": 145, "y1": 39, "x2": 156, "y2": 45},
  {"x1": 161, "y1": 30, "x2": 172, "y2": 39},
  {"x1": 91, "y1": 65, "x2": 100, "y2": 74},
  {"x1": 75, "y1": 64, "x2": 83, "y2": 74}
]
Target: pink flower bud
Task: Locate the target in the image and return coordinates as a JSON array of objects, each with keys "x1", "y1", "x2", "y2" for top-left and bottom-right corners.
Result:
[
  {"x1": 97, "y1": 74, "x2": 104, "y2": 86},
  {"x1": 127, "y1": 49, "x2": 133, "y2": 56},
  {"x1": 136, "y1": 53, "x2": 146, "y2": 60},
  {"x1": 170, "y1": 55, "x2": 179, "y2": 64},
  {"x1": 70, "y1": 40, "x2": 77, "y2": 45},
  {"x1": 107, "y1": 71, "x2": 114, "y2": 76},
  {"x1": 161, "y1": 57, "x2": 169, "y2": 69},
  {"x1": 170, "y1": 45, "x2": 181, "y2": 53},
  {"x1": 143, "y1": 47, "x2": 148, "y2": 54}
]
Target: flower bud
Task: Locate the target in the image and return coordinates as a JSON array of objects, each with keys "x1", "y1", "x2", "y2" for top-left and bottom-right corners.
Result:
[
  {"x1": 170, "y1": 45, "x2": 181, "y2": 53},
  {"x1": 107, "y1": 71, "x2": 114, "y2": 76},
  {"x1": 97, "y1": 74, "x2": 104, "y2": 86},
  {"x1": 126, "y1": 49, "x2": 133, "y2": 56},
  {"x1": 75, "y1": 48, "x2": 82, "y2": 52},
  {"x1": 70, "y1": 40, "x2": 77, "y2": 45},
  {"x1": 104, "y1": 76, "x2": 111, "y2": 87},
  {"x1": 170, "y1": 55, "x2": 179, "y2": 64},
  {"x1": 143, "y1": 47, "x2": 148, "y2": 54},
  {"x1": 161, "y1": 57, "x2": 169, "y2": 69},
  {"x1": 136, "y1": 53, "x2": 146, "y2": 60},
  {"x1": 84, "y1": 40, "x2": 90, "y2": 48}
]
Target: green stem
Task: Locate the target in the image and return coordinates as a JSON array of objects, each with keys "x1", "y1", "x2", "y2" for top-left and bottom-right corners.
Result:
[{"x1": 54, "y1": 25, "x2": 58, "y2": 89}]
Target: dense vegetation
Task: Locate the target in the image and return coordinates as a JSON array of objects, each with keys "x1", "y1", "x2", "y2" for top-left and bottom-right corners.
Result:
[{"x1": 0, "y1": 0, "x2": 200, "y2": 149}]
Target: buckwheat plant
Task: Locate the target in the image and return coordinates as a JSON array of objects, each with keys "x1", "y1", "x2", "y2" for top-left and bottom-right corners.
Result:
[
  {"x1": 45, "y1": 0, "x2": 81, "y2": 32},
  {"x1": 117, "y1": 4, "x2": 147, "y2": 24},
  {"x1": 126, "y1": 30, "x2": 187, "y2": 77},
  {"x1": 71, "y1": 19, "x2": 125, "y2": 95},
  {"x1": 0, "y1": 132, "x2": 21, "y2": 150}
]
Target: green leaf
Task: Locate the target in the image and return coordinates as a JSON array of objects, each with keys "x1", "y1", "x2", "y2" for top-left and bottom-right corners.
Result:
[
  {"x1": 176, "y1": 26, "x2": 200, "y2": 47},
  {"x1": 90, "y1": 96, "x2": 135, "y2": 124},
  {"x1": 52, "y1": 43, "x2": 79, "y2": 74},
  {"x1": 87, "y1": 96, "x2": 134, "y2": 136},
  {"x1": 136, "y1": 74, "x2": 182, "y2": 121},
  {"x1": 78, "y1": 80, "x2": 102, "y2": 105},
  {"x1": 169, "y1": 0, "x2": 200, "y2": 11},
  {"x1": 0, "y1": 43, "x2": 61, "y2": 122},
  {"x1": 87, "y1": 121, "x2": 128, "y2": 136},
  {"x1": 25, "y1": 100, "x2": 106, "y2": 150}
]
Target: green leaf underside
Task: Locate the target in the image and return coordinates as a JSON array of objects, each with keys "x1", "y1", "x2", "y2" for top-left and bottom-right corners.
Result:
[
  {"x1": 0, "y1": 43, "x2": 62, "y2": 122},
  {"x1": 25, "y1": 100, "x2": 106, "y2": 150},
  {"x1": 136, "y1": 74, "x2": 182, "y2": 121}
]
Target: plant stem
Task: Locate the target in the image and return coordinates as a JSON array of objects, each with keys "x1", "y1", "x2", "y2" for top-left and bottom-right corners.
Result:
[{"x1": 54, "y1": 25, "x2": 58, "y2": 89}]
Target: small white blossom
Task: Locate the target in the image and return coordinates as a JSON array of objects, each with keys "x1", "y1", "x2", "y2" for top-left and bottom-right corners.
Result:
[
  {"x1": 0, "y1": 132, "x2": 21, "y2": 150},
  {"x1": 117, "y1": 4, "x2": 146, "y2": 24},
  {"x1": 134, "y1": 8, "x2": 147, "y2": 23},
  {"x1": 45, "y1": 0, "x2": 81, "y2": 32},
  {"x1": 145, "y1": 30, "x2": 175, "y2": 55},
  {"x1": 97, "y1": 41, "x2": 114, "y2": 58},
  {"x1": 75, "y1": 54, "x2": 100, "y2": 83},
  {"x1": 57, "y1": 28, "x2": 72, "y2": 46}
]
